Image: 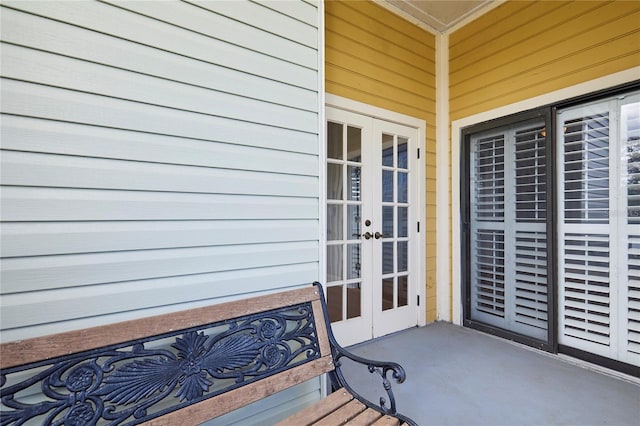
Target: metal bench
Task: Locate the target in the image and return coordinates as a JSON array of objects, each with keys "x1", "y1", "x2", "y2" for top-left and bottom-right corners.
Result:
[{"x1": 1, "y1": 282, "x2": 417, "y2": 425}]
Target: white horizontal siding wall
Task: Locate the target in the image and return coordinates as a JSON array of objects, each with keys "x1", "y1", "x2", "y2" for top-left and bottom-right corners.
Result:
[
  {"x1": 1, "y1": 1, "x2": 321, "y2": 421},
  {"x1": 0, "y1": 0, "x2": 320, "y2": 345}
]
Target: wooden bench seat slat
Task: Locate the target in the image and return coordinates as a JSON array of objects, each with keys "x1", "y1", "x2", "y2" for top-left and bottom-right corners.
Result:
[
  {"x1": 142, "y1": 355, "x2": 336, "y2": 426},
  {"x1": 312, "y1": 399, "x2": 368, "y2": 426},
  {"x1": 276, "y1": 388, "x2": 355, "y2": 426},
  {"x1": 371, "y1": 415, "x2": 402, "y2": 426},
  {"x1": 349, "y1": 408, "x2": 385, "y2": 425}
]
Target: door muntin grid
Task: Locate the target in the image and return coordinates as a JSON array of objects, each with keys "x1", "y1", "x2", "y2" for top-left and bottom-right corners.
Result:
[
  {"x1": 327, "y1": 120, "x2": 364, "y2": 323},
  {"x1": 381, "y1": 134, "x2": 410, "y2": 311}
]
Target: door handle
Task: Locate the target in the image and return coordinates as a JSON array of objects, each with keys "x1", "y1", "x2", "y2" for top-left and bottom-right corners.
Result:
[
  {"x1": 374, "y1": 231, "x2": 388, "y2": 239},
  {"x1": 352, "y1": 232, "x2": 373, "y2": 239}
]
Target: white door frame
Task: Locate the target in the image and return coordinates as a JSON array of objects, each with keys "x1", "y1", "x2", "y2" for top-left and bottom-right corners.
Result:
[{"x1": 323, "y1": 93, "x2": 427, "y2": 329}]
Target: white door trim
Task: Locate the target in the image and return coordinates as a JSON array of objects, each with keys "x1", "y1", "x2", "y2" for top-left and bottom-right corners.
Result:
[
  {"x1": 324, "y1": 94, "x2": 427, "y2": 327},
  {"x1": 326, "y1": 94, "x2": 426, "y2": 129}
]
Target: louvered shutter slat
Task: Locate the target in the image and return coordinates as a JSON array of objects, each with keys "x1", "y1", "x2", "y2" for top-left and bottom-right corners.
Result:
[
  {"x1": 563, "y1": 299, "x2": 610, "y2": 315},
  {"x1": 513, "y1": 125, "x2": 549, "y2": 333},
  {"x1": 559, "y1": 108, "x2": 615, "y2": 352},
  {"x1": 564, "y1": 320, "x2": 610, "y2": 344},
  {"x1": 516, "y1": 280, "x2": 548, "y2": 292},
  {"x1": 474, "y1": 135, "x2": 505, "y2": 222}
]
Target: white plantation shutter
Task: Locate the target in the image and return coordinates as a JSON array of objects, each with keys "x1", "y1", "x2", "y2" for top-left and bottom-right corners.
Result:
[
  {"x1": 514, "y1": 125, "x2": 548, "y2": 334},
  {"x1": 466, "y1": 90, "x2": 640, "y2": 367},
  {"x1": 623, "y1": 98, "x2": 640, "y2": 365},
  {"x1": 514, "y1": 125, "x2": 547, "y2": 222},
  {"x1": 474, "y1": 229, "x2": 506, "y2": 318},
  {"x1": 558, "y1": 103, "x2": 613, "y2": 357},
  {"x1": 514, "y1": 231, "x2": 548, "y2": 332},
  {"x1": 562, "y1": 112, "x2": 610, "y2": 224},
  {"x1": 558, "y1": 93, "x2": 640, "y2": 367},
  {"x1": 625, "y1": 235, "x2": 640, "y2": 357},
  {"x1": 562, "y1": 233, "x2": 611, "y2": 346},
  {"x1": 471, "y1": 133, "x2": 506, "y2": 324},
  {"x1": 476, "y1": 135, "x2": 505, "y2": 221},
  {"x1": 470, "y1": 121, "x2": 549, "y2": 340},
  {"x1": 472, "y1": 134, "x2": 506, "y2": 320}
]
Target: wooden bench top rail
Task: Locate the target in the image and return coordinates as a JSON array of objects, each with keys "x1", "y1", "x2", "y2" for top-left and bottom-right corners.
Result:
[
  {"x1": 0, "y1": 286, "x2": 321, "y2": 370},
  {"x1": 0, "y1": 283, "x2": 417, "y2": 426}
]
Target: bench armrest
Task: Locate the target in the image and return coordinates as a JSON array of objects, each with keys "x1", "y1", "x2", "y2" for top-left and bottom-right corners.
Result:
[{"x1": 313, "y1": 283, "x2": 418, "y2": 426}]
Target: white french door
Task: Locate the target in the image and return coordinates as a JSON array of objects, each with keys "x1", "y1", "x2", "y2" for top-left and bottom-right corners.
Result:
[{"x1": 325, "y1": 107, "x2": 420, "y2": 346}]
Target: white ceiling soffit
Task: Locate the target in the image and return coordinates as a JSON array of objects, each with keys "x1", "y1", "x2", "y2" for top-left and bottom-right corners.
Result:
[{"x1": 376, "y1": 0, "x2": 496, "y2": 33}]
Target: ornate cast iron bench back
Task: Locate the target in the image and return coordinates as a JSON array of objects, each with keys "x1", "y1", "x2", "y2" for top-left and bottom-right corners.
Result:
[{"x1": 1, "y1": 283, "x2": 417, "y2": 425}]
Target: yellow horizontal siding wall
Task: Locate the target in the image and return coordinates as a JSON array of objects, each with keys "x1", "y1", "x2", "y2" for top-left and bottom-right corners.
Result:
[
  {"x1": 325, "y1": 0, "x2": 437, "y2": 321},
  {"x1": 450, "y1": 0, "x2": 640, "y2": 121}
]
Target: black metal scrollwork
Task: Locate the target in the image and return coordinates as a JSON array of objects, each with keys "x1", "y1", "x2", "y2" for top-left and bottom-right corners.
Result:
[
  {"x1": 312, "y1": 282, "x2": 418, "y2": 426},
  {"x1": 0, "y1": 304, "x2": 319, "y2": 425}
]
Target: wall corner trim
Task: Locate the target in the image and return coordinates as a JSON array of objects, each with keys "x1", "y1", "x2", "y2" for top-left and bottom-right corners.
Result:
[{"x1": 435, "y1": 33, "x2": 451, "y2": 322}]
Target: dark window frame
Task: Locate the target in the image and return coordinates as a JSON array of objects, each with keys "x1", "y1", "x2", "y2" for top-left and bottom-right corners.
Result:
[
  {"x1": 461, "y1": 108, "x2": 555, "y2": 352},
  {"x1": 460, "y1": 80, "x2": 640, "y2": 359}
]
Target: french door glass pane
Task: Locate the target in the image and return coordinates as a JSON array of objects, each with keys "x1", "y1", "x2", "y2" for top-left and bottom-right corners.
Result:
[
  {"x1": 327, "y1": 164, "x2": 342, "y2": 200},
  {"x1": 398, "y1": 138, "x2": 408, "y2": 169},
  {"x1": 327, "y1": 205, "x2": 342, "y2": 240},
  {"x1": 347, "y1": 205, "x2": 361, "y2": 240},
  {"x1": 398, "y1": 207, "x2": 408, "y2": 237},
  {"x1": 398, "y1": 276, "x2": 408, "y2": 307},
  {"x1": 382, "y1": 242, "x2": 394, "y2": 275},
  {"x1": 383, "y1": 206, "x2": 394, "y2": 237},
  {"x1": 327, "y1": 285, "x2": 342, "y2": 323},
  {"x1": 328, "y1": 122, "x2": 343, "y2": 160},
  {"x1": 398, "y1": 172, "x2": 408, "y2": 203},
  {"x1": 382, "y1": 278, "x2": 393, "y2": 311},
  {"x1": 348, "y1": 166, "x2": 361, "y2": 201},
  {"x1": 327, "y1": 245, "x2": 343, "y2": 281},
  {"x1": 397, "y1": 241, "x2": 408, "y2": 272},
  {"x1": 347, "y1": 126, "x2": 362, "y2": 161},
  {"x1": 382, "y1": 171, "x2": 393, "y2": 202},
  {"x1": 382, "y1": 134, "x2": 394, "y2": 166},
  {"x1": 347, "y1": 243, "x2": 361, "y2": 279},
  {"x1": 347, "y1": 283, "x2": 361, "y2": 319}
]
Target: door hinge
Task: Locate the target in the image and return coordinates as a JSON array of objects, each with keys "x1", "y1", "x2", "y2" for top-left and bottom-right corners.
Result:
[
  {"x1": 417, "y1": 148, "x2": 420, "y2": 159},
  {"x1": 417, "y1": 295, "x2": 420, "y2": 306},
  {"x1": 417, "y1": 221, "x2": 420, "y2": 232}
]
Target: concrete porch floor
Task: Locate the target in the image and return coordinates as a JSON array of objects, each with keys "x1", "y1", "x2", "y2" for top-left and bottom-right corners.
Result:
[{"x1": 340, "y1": 322, "x2": 640, "y2": 426}]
